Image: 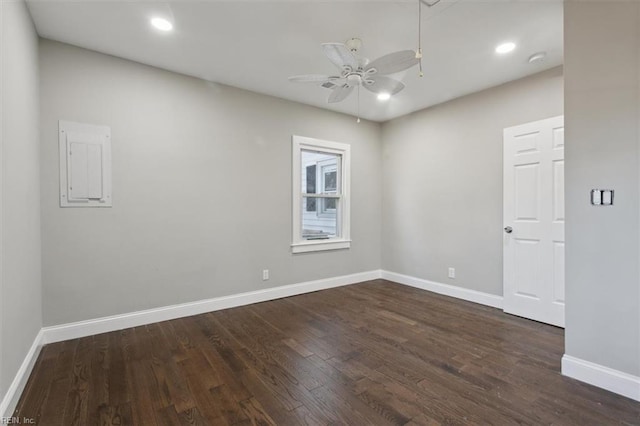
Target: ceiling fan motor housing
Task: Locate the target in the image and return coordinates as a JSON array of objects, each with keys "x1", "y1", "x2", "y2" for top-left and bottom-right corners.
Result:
[{"x1": 346, "y1": 74, "x2": 362, "y2": 84}]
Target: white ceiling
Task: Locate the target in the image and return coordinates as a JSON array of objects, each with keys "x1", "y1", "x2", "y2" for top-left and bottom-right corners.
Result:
[{"x1": 27, "y1": 0, "x2": 563, "y2": 122}]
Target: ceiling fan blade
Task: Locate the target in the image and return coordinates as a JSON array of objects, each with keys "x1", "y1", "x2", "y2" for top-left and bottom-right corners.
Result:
[
  {"x1": 289, "y1": 74, "x2": 334, "y2": 83},
  {"x1": 364, "y1": 76, "x2": 406, "y2": 95},
  {"x1": 366, "y1": 50, "x2": 419, "y2": 75},
  {"x1": 327, "y1": 77, "x2": 347, "y2": 87},
  {"x1": 327, "y1": 84, "x2": 354, "y2": 103},
  {"x1": 322, "y1": 43, "x2": 359, "y2": 70}
]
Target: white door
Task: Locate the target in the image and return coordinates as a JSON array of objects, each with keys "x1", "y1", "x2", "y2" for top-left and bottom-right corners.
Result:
[{"x1": 503, "y1": 116, "x2": 564, "y2": 327}]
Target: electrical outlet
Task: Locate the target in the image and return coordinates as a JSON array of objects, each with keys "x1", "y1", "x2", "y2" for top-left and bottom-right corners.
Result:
[
  {"x1": 448, "y1": 267, "x2": 455, "y2": 279},
  {"x1": 262, "y1": 269, "x2": 269, "y2": 281}
]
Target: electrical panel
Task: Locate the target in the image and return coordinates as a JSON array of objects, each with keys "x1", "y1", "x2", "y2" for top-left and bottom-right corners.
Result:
[{"x1": 59, "y1": 120, "x2": 112, "y2": 207}]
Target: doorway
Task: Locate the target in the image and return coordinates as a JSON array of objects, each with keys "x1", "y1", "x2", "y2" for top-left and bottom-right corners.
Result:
[{"x1": 503, "y1": 115, "x2": 565, "y2": 327}]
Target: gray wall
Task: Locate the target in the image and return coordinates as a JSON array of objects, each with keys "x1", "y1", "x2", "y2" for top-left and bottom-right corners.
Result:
[
  {"x1": 1, "y1": 0, "x2": 42, "y2": 401},
  {"x1": 39, "y1": 40, "x2": 382, "y2": 326},
  {"x1": 564, "y1": 2, "x2": 640, "y2": 376},
  {"x1": 381, "y1": 67, "x2": 564, "y2": 296}
]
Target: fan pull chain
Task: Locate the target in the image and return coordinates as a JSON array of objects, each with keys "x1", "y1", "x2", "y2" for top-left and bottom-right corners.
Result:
[
  {"x1": 357, "y1": 85, "x2": 361, "y2": 123},
  {"x1": 417, "y1": 0, "x2": 442, "y2": 77},
  {"x1": 417, "y1": 0, "x2": 423, "y2": 77}
]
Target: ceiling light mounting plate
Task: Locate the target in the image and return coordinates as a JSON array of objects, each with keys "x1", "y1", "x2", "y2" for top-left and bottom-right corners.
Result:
[{"x1": 345, "y1": 38, "x2": 362, "y2": 53}]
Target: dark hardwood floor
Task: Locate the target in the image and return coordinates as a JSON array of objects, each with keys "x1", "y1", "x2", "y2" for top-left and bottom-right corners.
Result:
[{"x1": 14, "y1": 280, "x2": 640, "y2": 425}]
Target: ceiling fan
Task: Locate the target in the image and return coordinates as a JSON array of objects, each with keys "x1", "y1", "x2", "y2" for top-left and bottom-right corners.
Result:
[{"x1": 288, "y1": 38, "x2": 419, "y2": 104}]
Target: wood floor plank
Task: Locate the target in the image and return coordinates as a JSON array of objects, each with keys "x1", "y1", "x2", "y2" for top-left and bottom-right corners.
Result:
[
  {"x1": 215, "y1": 323, "x2": 307, "y2": 412},
  {"x1": 281, "y1": 338, "x2": 314, "y2": 358},
  {"x1": 177, "y1": 349, "x2": 228, "y2": 425},
  {"x1": 157, "y1": 321, "x2": 190, "y2": 363},
  {"x1": 12, "y1": 279, "x2": 640, "y2": 425},
  {"x1": 37, "y1": 339, "x2": 79, "y2": 423},
  {"x1": 61, "y1": 336, "x2": 93, "y2": 426},
  {"x1": 194, "y1": 334, "x2": 253, "y2": 404},
  {"x1": 12, "y1": 352, "x2": 56, "y2": 424},
  {"x1": 154, "y1": 405, "x2": 183, "y2": 426},
  {"x1": 98, "y1": 402, "x2": 133, "y2": 426},
  {"x1": 238, "y1": 397, "x2": 278, "y2": 426},
  {"x1": 149, "y1": 348, "x2": 197, "y2": 413},
  {"x1": 86, "y1": 332, "x2": 110, "y2": 426},
  {"x1": 107, "y1": 331, "x2": 132, "y2": 407},
  {"x1": 208, "y1": 384, "x2": 249, "y2": 425},
  {"x1": 176, "y1": 406, "x2": 208, "y2": 426},
  {"x1": 128, "y1": 360, "x2": 161, "y2": 425}
]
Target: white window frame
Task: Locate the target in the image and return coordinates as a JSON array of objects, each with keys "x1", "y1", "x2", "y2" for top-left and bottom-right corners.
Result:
[
  {"x1": 317, "y1": 159, "x2": 337, "y2": 217},
  {"x1": 292, "y1": 135, "x2": 351, "y2": 253}
]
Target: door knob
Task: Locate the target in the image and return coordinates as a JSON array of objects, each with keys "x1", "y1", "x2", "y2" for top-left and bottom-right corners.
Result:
[{"x1": 504, "y1": 226, "x2": 513, "y2": 234}]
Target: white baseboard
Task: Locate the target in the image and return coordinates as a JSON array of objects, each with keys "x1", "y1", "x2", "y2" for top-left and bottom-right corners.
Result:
[
  {"x1": 6, "y1": 270, "x2": 636, "y2": 417},
  {"x1": 41, "y1": 269, "x2": 501, "y2": 345},
  {"x1": 0, "y1": 329, "x2": 45, "y2": 418},
  {"x1": 1, "y1": 270, "x2": 380, "y2": 417},
  {"x1": 381, "y1": 270, "x2": 503, "y2": 309},
  {"x1": 562, "y1": 355, "x2": 640, "y2": 402},
  {"x1": 42, "y1": 270, "x2": 382, "y2": 344}
]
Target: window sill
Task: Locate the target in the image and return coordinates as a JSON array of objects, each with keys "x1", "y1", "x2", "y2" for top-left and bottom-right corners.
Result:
[{"x1": 291, "y1": 239, "x2": 351, "y2": 253}]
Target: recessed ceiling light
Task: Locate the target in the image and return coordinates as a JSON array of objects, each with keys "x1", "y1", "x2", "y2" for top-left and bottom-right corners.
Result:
[
  {"x1": 377, "y1": 92, "x2": 391, "y2": 101},
  {"x1": 495, "y1": 42, "x2": 516, "y2": 54},
  {"x1": 151, "y1": 17, "x2": 173, "y2": 32}
]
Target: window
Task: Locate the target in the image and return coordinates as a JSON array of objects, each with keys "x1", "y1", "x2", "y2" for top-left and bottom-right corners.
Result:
[{"x1": 292, "y1": 135, "x2": 351, "y2": 253}]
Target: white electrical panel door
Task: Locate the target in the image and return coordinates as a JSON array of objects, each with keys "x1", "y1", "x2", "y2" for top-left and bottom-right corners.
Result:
[{"x1": 59, "y1": 121, "x2": 112, "y2": 207}]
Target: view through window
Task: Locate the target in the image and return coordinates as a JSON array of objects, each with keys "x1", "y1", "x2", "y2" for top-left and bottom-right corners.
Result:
[{"x1": 292, "y1": 136, "x2": 351, "y2": 253}]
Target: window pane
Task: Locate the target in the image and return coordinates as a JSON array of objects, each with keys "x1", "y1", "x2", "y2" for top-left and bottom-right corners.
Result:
[
  {"x1": 322, "y1": 197, "x2": 336, "y2": 210},
  {"x1": 301, "y1": 150, "x2": 340, "y2": 195},
  {"x1": 305, "y1": 164, "x2": 316, "y2": 210},
  {"x1": 323, "y1": 169, "x2": 337, "y2": 191},
  {"x1": 306, "y1": 197, "x2": 317, "y2": 212},
  {"x1": 302, "y1": 196, "x2": 337, "y2": 239}
]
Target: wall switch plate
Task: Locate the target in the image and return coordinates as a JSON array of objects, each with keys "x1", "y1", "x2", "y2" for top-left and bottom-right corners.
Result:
[
  {"x1": 591, "y1": 189, "x2": 614, "y2": 206},
  {"x1": 448, "y1": 267, "x2": 455, "y2": 279},
  {"x1": 262, "y1": 269, "x2": 269, "y2": 281}
]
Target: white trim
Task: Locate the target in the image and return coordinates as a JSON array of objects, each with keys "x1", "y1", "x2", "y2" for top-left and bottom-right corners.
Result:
[
  {"x1": 292, "y1": 135, "x2": 351, "y2": 253},
  {"x1": 291, "y1": 239, "x2": 351, "y2": 253},
  {"x1": 6, "y1": 271, "x2": 637, "y2": 415},
  {"x1": 562, "y1": 355, "x2": 640, "y2": 402},
  {"x1": 42, "y1": 270, "x2": 504, "y2": 345},
  {"x1": 381, "y1": 270, "x2": 503, "y2": 309},
  {"x1": 0, "y1": 330, "x2": 45, "y2": 418},
  {"x1": 42, "y1": 270, "x2": 382, "y2": 344}
]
